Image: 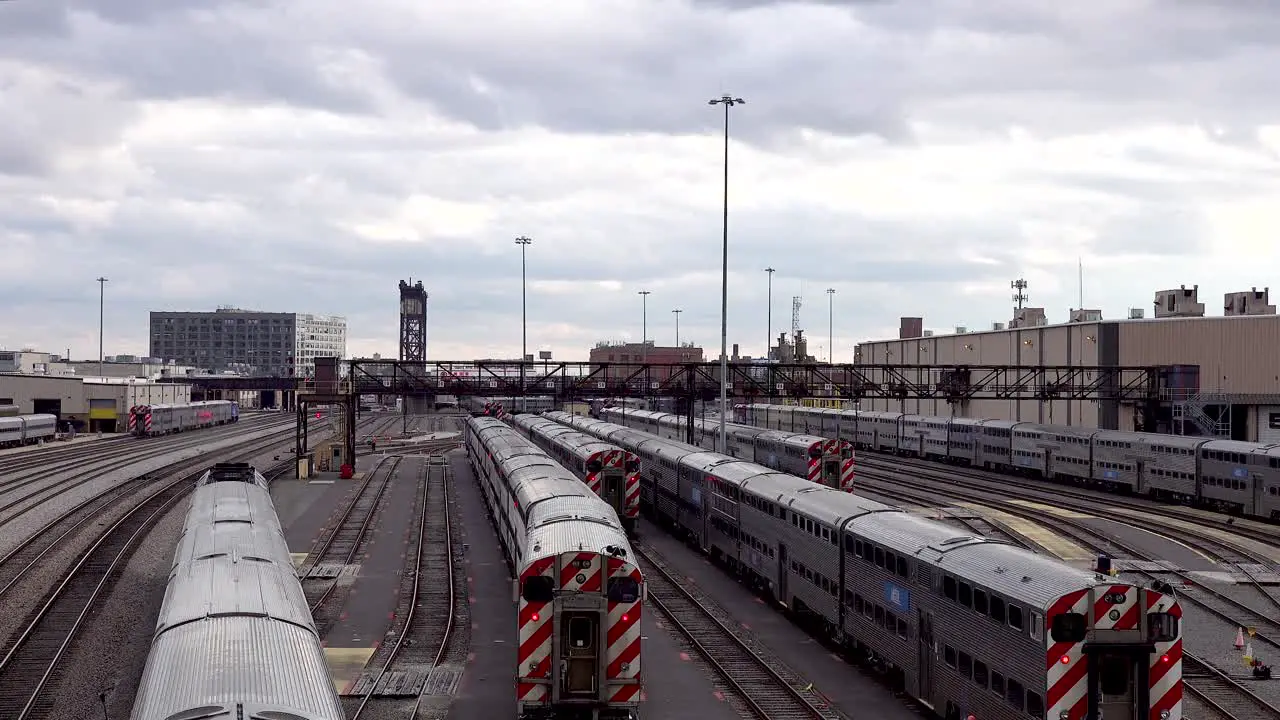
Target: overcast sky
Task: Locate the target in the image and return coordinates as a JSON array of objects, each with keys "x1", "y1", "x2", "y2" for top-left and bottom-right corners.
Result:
[{"x1": 3, "y1": 0, "x2": 1279, "y2": 363}]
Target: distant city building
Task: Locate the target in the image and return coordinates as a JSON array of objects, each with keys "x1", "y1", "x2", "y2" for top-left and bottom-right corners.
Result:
[
  {"x1": 589, "y1": 341, "x2": 704, "y2": 383},
  {"x1": 148, "y1": 307, "x2": 346, "y2": 377}
]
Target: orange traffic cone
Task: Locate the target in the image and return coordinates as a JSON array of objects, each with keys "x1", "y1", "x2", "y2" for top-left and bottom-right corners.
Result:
[{"x1": 1235, "y1": 627, "x2": 1246, "y2": 650}]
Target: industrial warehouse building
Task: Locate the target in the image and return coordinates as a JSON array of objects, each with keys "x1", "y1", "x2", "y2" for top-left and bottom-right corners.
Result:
[
  {"x1": 0, "y1": 375, "x2": 192, "y2": 432},
  {"x1": 853, "y1": 285, "x2": 1280, "y2": 441},
  {"x1": 149, "y1": 307, "x2": 347, "y2": 378}
]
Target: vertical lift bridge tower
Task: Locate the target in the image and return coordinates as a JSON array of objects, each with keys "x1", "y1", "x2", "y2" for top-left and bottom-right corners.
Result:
[{"x1": 400, "y1": 279, "x2": 430, "y2": 414}]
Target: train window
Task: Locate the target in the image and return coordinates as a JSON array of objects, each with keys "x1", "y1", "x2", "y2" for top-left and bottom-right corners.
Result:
[
  {"x1": 958, "y1": 582, "x2": 972, "y2": 608},
  {"x1": 973, "y1": 589, "x2": 988, "y2": 614},
  {"x1": 1099, "y1": 655, "x2": 1130, "y2": 695},
  {"x1": 522, "y1": 576, "x2": 556, "y2": 603},
  {"x1": 895, "y1": 556, "x2": 909, "y2": 578},
  {"x1": 1006, "y1": 679, "x2": 1025, "y2": 710},
  {"x1": 884, "y1": 550, "x2": 896, "y2": 569},
  {"x1": 990, "y1": 671, "x2": 1005, "y2": 696},
  {"x1": 943, "y1": 576, "x2": 957, "y2": 600},
  {"x1": 1051, "y1": 613, "x2": 1087, "y2": 643},
  {"x1": 989, "y1": 596, "x2": 1005, "y2": 623},
  {"x1": 568, "y1": 617, "x2": 594, "y2": 650},
  {"x1": 1147, "y1": 612, "x2": 1180, "y2": 643},
  {"x1": 973, "y1": 660, "x2": 988, "y2": 687},
  {"x1": 943, "y1": 645, "x2": 957, "y2": 668},
  {"x1": 874, "y1": 605, "x2": 884, "y2": 624},
  {"x1": 844, "y1": 535, "x2": 855, "y2": 553},
  {"x1": 896, "y1": 618, "x2": 908, "y2": 639},
  {"x1": 1030, "y1": 611, "x2": 1043, "y2": 641},
  {"x1": 608, "y1": 577, "x2": 640, "y2": 603},
  {"x1": 1026, "y1": 693, "x2": 1045, "y2": 719},
  {"x1": 958, "y1": 651, "x2": 972, "y2": 677},
  {"x1": 874, "y1": 548, "x2": 885, "y2": 568}
]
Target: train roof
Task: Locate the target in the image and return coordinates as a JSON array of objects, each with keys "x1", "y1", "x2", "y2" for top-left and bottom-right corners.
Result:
[
  {"x1": 183, "y1": 481, "x2": 283, "y2": 536},
  {"x1": 524, "y1": 500, "x2": 632, "y2": 565},
  {"x1": 978, "y1": 419, "x2": 1021, "y2": 430},
  {"x1": 740, "y1": 471, "x2": 823, "y2": 501},
  {"x1": 756, "y1": 429, "x2": 830, "y2": 449},
  {"x1": 848, "y1": 510, "x2": 984, "y2": 560},
  {"x1": 702, "y1": 457, "x2": 779, "y2": 484},
  {"x1": 950, "y1": 417, "x2": 983, "y2": 427},
  {"x1": 926, "y1": 539, "x2": 1114, "y2": 611},
  {"x1": 1202, "y1": 438, "x2": 1280, "y2": 453},
  {"x1": 157, "y1": 553, "x2": 314, "y2": 634},
  {"x1": 0, "y1": 417, "x2": 21, "y2": 428},
  {"x1": 787, "y1": 486, "x2": 898, "y2": 527}
]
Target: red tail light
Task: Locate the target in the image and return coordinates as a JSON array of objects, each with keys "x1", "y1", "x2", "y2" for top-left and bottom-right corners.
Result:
[{"x1": 531, "y1": 612, "x2": 539, "y2": 621}]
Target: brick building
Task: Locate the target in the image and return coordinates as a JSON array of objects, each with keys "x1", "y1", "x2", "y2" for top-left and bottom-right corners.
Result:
[{"x1": 589, "y1": 342, "x2": 704, "y2": 383}]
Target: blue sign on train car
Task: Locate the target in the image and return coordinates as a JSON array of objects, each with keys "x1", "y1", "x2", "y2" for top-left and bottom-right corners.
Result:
[{"x1": 884, "y1": 581, "x2": 911, "y2": 613}]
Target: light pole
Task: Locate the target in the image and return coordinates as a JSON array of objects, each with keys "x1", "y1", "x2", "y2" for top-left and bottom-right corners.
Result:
[
  {"x1": 827, "y1": 288, "x2": 836, "y2": 363},
  {"x1": 96, "y1": 277, "x2": 108, "y2": 378},
  {"x1": 764, "y1": 267, "x2": 775, "y2": 361},
  {"x1": 672, "y1": 309, "x2": 682, "y2": 346},
  {"x1": 638, "y1": 291, "x2": 651, "y2": 362},
  {"x1": 710, "y1": 93, "x2": 744, "y2": 454},
  {"x1": 515, "y1": 236, "x2": 532, "y2": 361}
]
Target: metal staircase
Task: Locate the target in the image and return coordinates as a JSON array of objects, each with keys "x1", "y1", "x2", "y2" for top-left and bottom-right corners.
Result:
[{"x1": 1172, "y1": 392, "x2": 1232, "y2": 437}]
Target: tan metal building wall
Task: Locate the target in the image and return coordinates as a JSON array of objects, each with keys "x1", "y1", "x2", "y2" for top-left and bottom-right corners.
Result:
[
  {"x1": 1116, "y1": 316, "x2": 1280, "y2": 393},
  {"x1": 855, "y1": 321, "x2": 1107, "y2": 427}
]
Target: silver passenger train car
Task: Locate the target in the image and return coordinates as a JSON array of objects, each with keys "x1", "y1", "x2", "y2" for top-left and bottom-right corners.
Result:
[
  {"x1": 738, "y1": 403, "x2": 1280, "y2": 521},
  {"x1": 546, "y1": 411, "x2": 1186, "y2": 720},
  {"x1": 130, "y1": 463, "x2": 343, "y2": 720},
  {"x1": 0, "y1": 413, "x2": 57, "y2": 448},
  {"x1": 598, "y1": 407, "x2": 855, "y2": 491}
]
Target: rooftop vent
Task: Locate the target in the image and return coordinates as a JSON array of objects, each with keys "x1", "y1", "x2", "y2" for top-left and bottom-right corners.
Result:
[{"x1": 1128, "y1": 308, "x2": 1145, "y2": 319}]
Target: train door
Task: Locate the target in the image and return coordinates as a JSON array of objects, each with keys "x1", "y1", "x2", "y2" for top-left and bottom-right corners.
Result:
[
  {"x1": 559, "y1": 613, "x2": 600, "y2": 698},
  {"x1": 1088, "y1": 649, "x2": 1139, "y2": 720},
  {"x1": 1134, "y1": 460, "x2": 1145, "y2": 494},
  {"x1": 600, "y1": 469, "x2": 626, "y2": 518},
  {"x1": 1252, "y1": 471, "x2": 1264, "y2": 517},
  {"x1": 917, "y1": 610, "x2": 935, "y2": 708},
  {"x1": 822, "y1": 454, "x2": 840, "y2": 488},
  {"x1": 776, "y1": 542, "x2": 789, "y2": 606}
]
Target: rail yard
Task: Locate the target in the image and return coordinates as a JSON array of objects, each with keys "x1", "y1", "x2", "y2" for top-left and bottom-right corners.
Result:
[{"x1": 1, "y1": 398, "x2": 1278, "y2": 720}]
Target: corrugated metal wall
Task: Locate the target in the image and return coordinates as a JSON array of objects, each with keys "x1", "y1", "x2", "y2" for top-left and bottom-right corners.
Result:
[
  {"x1": 1117, "y1": 316, "x2": 1280, "y2": 393},
  {"x1": 1257, "y1": 406, "x2": 1280, "y2": 444}
]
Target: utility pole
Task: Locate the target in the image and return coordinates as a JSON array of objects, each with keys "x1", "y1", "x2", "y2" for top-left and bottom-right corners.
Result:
[
  {"x1": 709, "y1": 93, "x2": 745, "y2": 454},
  {"x1": 827, "y1": 288, "x2": 836, "y2": 363},
  {"x1": 765, "y1": 267, "x2": 775, "y2": 361},
  {"x1": 96, "y1": 277, "x2": 108, "y2": 378},
  {"x1": 515, "y1": 237, "x2": 532, "y2": 361},
  {"x1": 672, "y1": 308, "x2": 682, "y2": 346},
  {"x1": 638, "y1": 291, "x2": 651, "y2": 363}
]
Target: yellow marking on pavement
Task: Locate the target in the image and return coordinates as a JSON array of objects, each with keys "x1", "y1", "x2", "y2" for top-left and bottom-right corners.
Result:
[
  {"x1": 1005, "y1": 499, "x2": 1094, "y2": 519},
  {"x1": 1111, "y1": 508, "x2": 1280, "y2": 564},
  {"x1": 290, "y1": 553, "x2": 309, "y2": 568},
  {"x1": 325, "y1": 647, "x2": 377, "y2": 694},
  {"x1": 954, "y1": 502, "x2": 1093, "y2": 563}
]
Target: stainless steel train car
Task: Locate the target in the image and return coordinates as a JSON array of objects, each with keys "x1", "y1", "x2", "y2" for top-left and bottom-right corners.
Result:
[
  {"x1": 0, "y1": 413, "x2": 57, "y2": 448},
  {"x1": 129, "y1": 400, "x2": 238, "y2": 437},
  {"x1": 548, "y1": 411, "x2": 1185, "y2": 720},
  {"x1": 508, "y1": 412, "x2": 641, "y2": 534},
  {"x1": 738, "y1": 403, "x2": 1280, "y2": 521},
  {"x1": 465, "y1": 417, "x2": 644, "y2": 720},
  {"x1": 598, "y1": 407, "x2": 855, "y2": 491},
  {"x1": 129, "y1": 463, "x2": 343, "y2": 720}
]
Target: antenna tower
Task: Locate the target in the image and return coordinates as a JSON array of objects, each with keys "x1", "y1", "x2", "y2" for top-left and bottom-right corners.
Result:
[
  {"x1": 791, "y1": 295, "x2": 802, "y2": 335},
  {"x1": 1011, "y1": 278, "x2": 1029, "y2": 312}
]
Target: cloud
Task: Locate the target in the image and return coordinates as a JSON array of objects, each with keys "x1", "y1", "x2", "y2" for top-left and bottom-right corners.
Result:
[{"x1": 3, "y1": 0, "x2": 1280, "y2": 366}]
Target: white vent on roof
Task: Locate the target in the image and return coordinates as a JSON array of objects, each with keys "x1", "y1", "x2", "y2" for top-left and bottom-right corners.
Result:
[
  {"x1": 992, "y1": 322, "x2": 1006, "y2": 331},
  {"x1": 955, "y1": 326, "x2": 968, "y2": 334},
  {"x1": 923, "y1": 330, "x2": 934, "y2": 337},
  {"x1": 1128, "y1": 308, "x2": 1145, "y2": 319}
]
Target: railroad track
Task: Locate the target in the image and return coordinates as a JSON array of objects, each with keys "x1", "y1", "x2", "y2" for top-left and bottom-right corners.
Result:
[
  {"x1": 303, "y1": 455, "x2": 402, "y2": 616},
  {"x1": 633, "y1": 542, "x2": 844, "y2": 720},
  {"x1": 1184, "y1": 655, "x2": 1280, "y2": 719},
  {"x1": 349, "y1": 458, "x2": 458, "y2": 718},
  {"x1": 0, "y1": 442, "x2": 295, "y2": 720},
  {"x1": 856, "y1": 466, "x2": 1280, "y2": 719},
  {"x1": 0, "y1": 417, "x2": 295, "y2": 531}
]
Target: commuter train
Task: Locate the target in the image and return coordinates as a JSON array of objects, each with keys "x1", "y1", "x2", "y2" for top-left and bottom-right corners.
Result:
[
  {"x1": 507, "y1": 412, "x2": 641, "y2": 535},
  {"x1": 128, "y1": 400, "x2": 239, "y2": 437},
  {"x1": 0, "y1": 413, "x2": 57, "y2": 448},
  {"x1": 465, "y1": 417, "x2": 644, "y2": 720},
  {"x1": 544, "y1": 410, "x2": 1183, "y2": 720},
  {"x1": 462, "y1": 396, "x2": 556, "y2": 417},
  {"x1": 599, "y1": 407, "x2": 855, "y2": 491},
  {"x1": 130, "y1": 463, "x2": 343, "y2": 720},
  {"x1": 738, "y1": 403, "x2": 1280, "y2": 522}
]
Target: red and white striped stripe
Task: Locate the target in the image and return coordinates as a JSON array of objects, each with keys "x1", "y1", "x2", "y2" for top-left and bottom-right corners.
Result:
[
  {"x1": 1046, "y1": 589, "x2": 1091, "y2": 720},
  {"x1": 1094, "y1": 584, "x2": 1139, "y2": 630},
  {"x1": 516, "y1": 556, "x2": 555, "y2": 706},
  {"x1": 560, "y1": 551, "x2": 602, "y2": 592},
  {"x1": 624, "y1": 472, "x2": 641, "y2": 518},
  {"x1": 143, "y1": 408, "x2": 153, "y2": 433},
  {"x1": 1147, "y1": 590, "x2": 1184, "y2": 720},
  {"x1": 806, "y1": 458, "x2": 821, "y2": 483},
  {"x1": 605, "y1": 556, "x2": 643, "y2": 704},
  {"x1": 127, "y1": 407, "x2": 137, "y2": 433}
]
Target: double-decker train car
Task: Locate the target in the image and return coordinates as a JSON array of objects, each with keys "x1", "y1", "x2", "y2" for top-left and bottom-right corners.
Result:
[
  {"x1": 736, "y1": 402, "x2": 1280, "y2": 521},
  {"x1": 546, "y1": 411, "x2": 1185, "y2": 720},
  {"x1": 598, "y1": 407, "x2": 855, "y2": 491},
  {"x1": 129, "y1": 463, "x2": 344, "y2": 720},
  {"x1": 0, "y1": 413, "x2": 57, "y2": 448},
  {"x1": 129, "y1": 400, "x2": 238, "y2": 437},
  {"x1": 508, "y1": 412, "x2": 642, "y2": 534},
  {"x1": 465, "y1": 417, "x2": 644, "y2": 720}
]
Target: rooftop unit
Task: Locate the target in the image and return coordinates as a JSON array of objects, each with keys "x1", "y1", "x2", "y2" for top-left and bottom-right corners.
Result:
[
  {"x1": 899, "y1": 316, "x2": 924, "y2": 339},
  {"x1": 1128, "y1": 308, "x2": 1145, "y2": 319},
  {"x1": 955, "y1": 326, "x2": 968, "y2": 334},
  {"x1": 1009, "y1": 307, "x2": 1047, "y2": 329},
  {"x1": 992, "y1": 322, "x2": 1006, "y2": 331},
  {"x1": 1069, "y1": 309, "x2": 1102, "y2": 323},
  {"x1": 1153, "y1": 285, "x2": 1205, "y2": 318},
  {"x1": 1224, "y1": 287, "x2": 1276, "y2": 316}
]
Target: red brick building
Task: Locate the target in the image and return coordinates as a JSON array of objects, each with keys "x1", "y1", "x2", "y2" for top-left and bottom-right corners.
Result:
[{"x1": 588, "y1": 342, "x2": 704, "y2": 383}]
